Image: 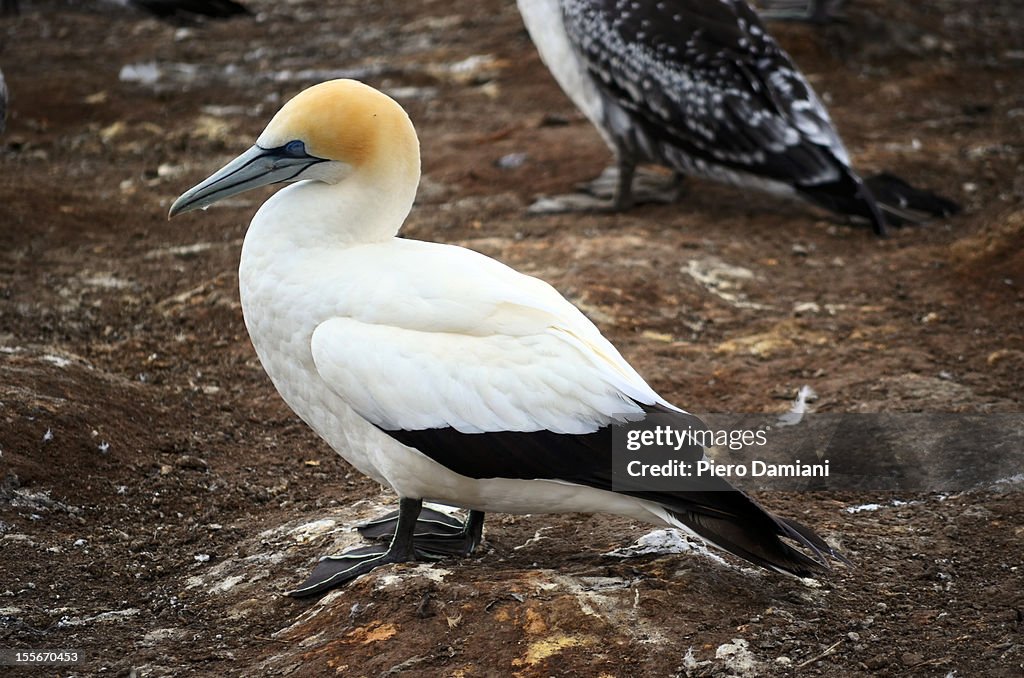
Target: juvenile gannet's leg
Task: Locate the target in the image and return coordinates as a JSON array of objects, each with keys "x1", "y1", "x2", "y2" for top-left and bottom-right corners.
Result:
[
  {"x1": 611, "y1": 156, "x2": 636, "y2": 211},
  {"x1": 358, "y1": 508, "x2": 486, "y2": 558},
  {"x1": 580, "y1": 162, "x2": 683, "y2": 207},
  {"x1": 287, "y1": 497, "x2": 423, "y2": 597}
]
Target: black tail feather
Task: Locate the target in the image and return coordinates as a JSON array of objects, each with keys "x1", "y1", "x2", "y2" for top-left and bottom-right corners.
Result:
[
  {"x1": 797, "y1": 168, "x2": 889, "y2": 236},
  {"x1": 798, "y1": 168, "x2": 961, "y2": 235},
  {"x1": 864, "y1": 172, "x2": 961, "y2": 225},
  {"x1": 778, "y1": 516, "x2": 851, "y2": 567},
  {"x1": 655, "y1": 488, "x2": 841, "y2": 577}
]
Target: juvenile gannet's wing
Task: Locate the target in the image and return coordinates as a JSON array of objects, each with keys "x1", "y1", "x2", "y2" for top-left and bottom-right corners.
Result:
[
  {"x1": 563, "y1": 0, "x2": 849, "y2": 186},
  {"x1": 559, "y1": 0, "x2": 894, "y2": 229}
]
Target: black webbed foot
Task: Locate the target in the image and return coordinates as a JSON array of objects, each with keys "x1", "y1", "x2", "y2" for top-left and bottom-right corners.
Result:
[
  {"x1": 358, "y1": 506, "x2": 466, "y2": 540},
  {"x1": 288, "y1": 497, "x2": 425, "y2": 597},
  {"x1": 358, "y1": 507, "x2": 485, "y2": 558}
]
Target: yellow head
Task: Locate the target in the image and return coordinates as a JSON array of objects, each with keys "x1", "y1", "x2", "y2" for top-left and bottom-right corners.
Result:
[
  {"x1": 259, "y1": 79, "x2": 419, "y2": 179},
  {"x1": 169, "y1": 79, "x2": 420, "y2": 217}
]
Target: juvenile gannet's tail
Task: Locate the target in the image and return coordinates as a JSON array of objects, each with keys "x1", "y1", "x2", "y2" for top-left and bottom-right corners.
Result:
[
  {"x1": 797, "y1": 166, "x2": 959, "y2": 235},
  {"x1": 797, "y1": 167, "x2": 888, "y2": 235},
  {"x1": 864, "y1": 172, "x2": 962, "y2": 226}
]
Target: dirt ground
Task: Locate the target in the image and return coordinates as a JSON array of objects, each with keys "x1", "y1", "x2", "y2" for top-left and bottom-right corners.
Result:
[{"x1": 1, "y1": 0, "x2": 1022, "y2": 676}]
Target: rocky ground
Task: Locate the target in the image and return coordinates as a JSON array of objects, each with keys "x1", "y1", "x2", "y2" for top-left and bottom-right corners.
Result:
[{"x1": 1, "y1": 0, "x2": 1022, "y2": 676}]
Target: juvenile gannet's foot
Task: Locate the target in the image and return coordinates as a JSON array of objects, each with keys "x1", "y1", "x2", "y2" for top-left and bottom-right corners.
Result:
[
  {"x1": 287, "y1": 497, "x2": 423, "y2": 597},
  {"x1": 526, "y1": 193, "x2": 623, "y2": 214},
  {"x1": 358, "y1": 507, "x2": 485, "y2": 557},
  {"x1": 526, "y1": 166, "x2": 682, "y2": 214},
  {"x1": 578, "y1": 165, "x2": 682, "y2": 204}
]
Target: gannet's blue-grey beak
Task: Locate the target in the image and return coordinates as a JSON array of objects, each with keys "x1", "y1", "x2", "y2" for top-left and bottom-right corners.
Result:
[{"x1": 168, "y1": 141, "x2": 326, "y2": 218}]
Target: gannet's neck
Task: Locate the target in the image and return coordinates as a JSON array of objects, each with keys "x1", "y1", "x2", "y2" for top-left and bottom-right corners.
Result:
[{"x1": 248, "y1": 162, "x2": 420, "y2": 251}]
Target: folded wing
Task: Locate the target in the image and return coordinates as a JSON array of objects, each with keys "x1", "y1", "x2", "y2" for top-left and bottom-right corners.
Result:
[{"x1": 562, "y1": 0, "x2": 849, "y2": 185}]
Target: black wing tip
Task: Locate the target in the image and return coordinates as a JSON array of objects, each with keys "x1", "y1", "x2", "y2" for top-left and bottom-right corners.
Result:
[
  {"x1": 800, "y1": 168, "x2": 962, "y2": 233},
  {"x1": 865, "y1": 172, "x2": 962, "y2": 223},
  {"x1": 777, "y1": 516, "x2": 852, "y2": 571},
  {"x1": 664, "y1": 497, "x2": 850, "y2": 578},
  {"x1": 796, "y1": 168, "x2": 890, "y2": 236}
]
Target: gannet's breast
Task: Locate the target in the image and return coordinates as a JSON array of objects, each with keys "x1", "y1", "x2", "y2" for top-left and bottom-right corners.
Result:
[{"x1": 529, "y1": 0, "x2": 850, "y2": 191}]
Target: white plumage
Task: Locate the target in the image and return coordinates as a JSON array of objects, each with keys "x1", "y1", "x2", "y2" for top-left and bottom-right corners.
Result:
[{"x1": 170, "y1": 79, "x2": 840, "y2": 595}]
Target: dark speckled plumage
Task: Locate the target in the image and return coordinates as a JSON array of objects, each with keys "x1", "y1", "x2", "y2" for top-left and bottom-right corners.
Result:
[{"x1": 519, "y1": 0, "x2": 958, "y2": 233}]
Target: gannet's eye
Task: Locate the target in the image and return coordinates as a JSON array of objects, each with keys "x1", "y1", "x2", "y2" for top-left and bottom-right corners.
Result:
[{"x1": 284, "y1": 140, "x2": 307, "y2": 157}]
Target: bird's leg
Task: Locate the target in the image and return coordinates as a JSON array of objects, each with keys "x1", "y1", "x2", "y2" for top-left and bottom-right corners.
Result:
[
  {"x1": 612, "y1": 157, "x2": 636, "y2": 211},
  {"x1": 358, "y1": 507, "x2": 485, "y2": 558},
  {"x1": 287, "y1": 497, "x2": 423, "y2": 597},
  {"x1": 671, "y1": 171, "x2": 687, "y2": 203}
]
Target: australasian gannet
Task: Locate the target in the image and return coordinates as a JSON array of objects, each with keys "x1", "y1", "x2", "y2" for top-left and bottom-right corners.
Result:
[
  {"x1": 169, "y1": 79, "x2": 846, "y2": 596},
  {"x1": 516, "y1": 0, "x2": 958, "y2": 234}
]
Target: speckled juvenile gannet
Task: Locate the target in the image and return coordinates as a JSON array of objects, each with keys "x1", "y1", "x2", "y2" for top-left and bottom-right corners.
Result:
[
  {"x1": 169, "y1": 79, "x2": 844, "y2": 596},
  {"x1": 517, "y1": 0, "x2": 958, "y2": 234}
]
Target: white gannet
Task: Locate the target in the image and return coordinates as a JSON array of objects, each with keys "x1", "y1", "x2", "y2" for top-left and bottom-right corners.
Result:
[
  {"x1": 516, "y1": 0, "x2": 958, "y2": 234},
  {"x1": 169, "y1": 79, "x2": 844, "y2": 596}
]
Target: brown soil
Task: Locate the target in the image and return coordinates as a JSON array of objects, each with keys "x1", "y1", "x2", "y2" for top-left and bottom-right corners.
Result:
[{"x1": 1, "y1": 0, "x2": 1022, "y2": 676}]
